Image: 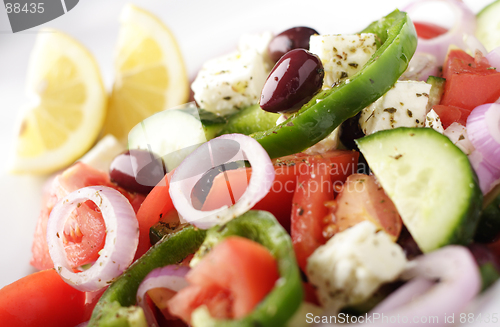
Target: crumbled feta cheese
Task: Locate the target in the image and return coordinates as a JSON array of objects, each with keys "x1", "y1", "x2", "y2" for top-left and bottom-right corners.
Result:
[
  {"x1": 238, "y1": 31, "x2": 274, "y2": 70},
  {"x1": 306, "y1": 221, "x2": 407, "y2": 312},
  {"x1": 444, "y1": 122, "x2": 475, "y2": 155},
  {"x1": 309, "y1": 33, "x2": 377, "y2": 88},
  {"x1": 359, "y1": 81, "x2": 432, "y2": 135},
  {"x1": 425, "y1": 109, "x2": 444, "y2": 133},
  {"x1": 78, "y1": 134, "x2": 125, "y2": 172},
  {"x1": 303, "y1": 127, "x2": 340, "y2": 154},
  {"x1": 191, "y1": 49, "x2": 268, "y2": 116}
]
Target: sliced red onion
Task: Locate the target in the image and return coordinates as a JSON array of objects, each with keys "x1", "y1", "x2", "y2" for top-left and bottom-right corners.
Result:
[
  {"x1": 443, "y1": 122, "x2": 475, "y2": 155},
  {"x1": 47, "y1": 186, "x2": 139, "y2": 292},
  {"x1": 467, "y1": 103, "x2": 500, "y2": 169},
  {"x1": 400, "y1": 52, "x2": 439, "y2": 81},
  {"x1": 372, "y1": 246, "x2": 481, "y2": 326},
  {"x1": 404, "y1": 0, "x2": 484, "y2": 65},
  {"x1": 373, "y1": 278, "x2": 434, "y2": 313},
  {"x1": 486, "y1": 46, "x2": 500, "y2": 71},
  {"x1": 169, "y1": 134, "x2": 275, "y2": 229},
  {"x1": 468, "y1": 150, "x2": 500, "y2": 194},
  {"x1": 136, "y1": 265, "x2": 190, "y2": 327},
  {"x1": 315, "y1": 248, "x2": 480, "y2": 327}
]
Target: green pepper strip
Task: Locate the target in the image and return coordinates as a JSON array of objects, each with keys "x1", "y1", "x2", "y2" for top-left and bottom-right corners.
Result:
[
  {"x1": 252, "y1": 10, "x2": 417, "y2": 158},
  {"x1": 191, "y1": 210, "x2": 303, "y2": 327},
  {"x1": 88, "y1": 226, "x2": 206, "y2": 327}
]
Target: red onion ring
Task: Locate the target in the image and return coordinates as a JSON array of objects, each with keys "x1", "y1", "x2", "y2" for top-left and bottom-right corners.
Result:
[
  {"x1": 315, "y1": 246, "x2": 480, "y2": 327},
  {"x1": 46, "y1": 186, "x2": 139, "y2": 292},
  {"x1": 468, "y1": 150, "x2": 500, "y2": 195},
  {"x1": 467, "y1": 103, "x2": 500, "y2": 169},
  {"x1": 136, "y1": 265, "x2": 190, "y2": 327},
  {"x1": 169, "y1": 134, "x2": 275, "y2": 229},
  {"x1": 404, "y1": 0, "x2": 484, "y2": 65},
  {"x1": 400, "y1": 52, "x2": 439, "y2": 81},
  {"x1": 373, "y1": 246, "x2": 481, "y2": 327},
  {"x1": 372, "y1": 278, "x2": 434, "y2": 313},
  {"x1": 486, "y1": 47, "x2": 500, "y2": 75}
]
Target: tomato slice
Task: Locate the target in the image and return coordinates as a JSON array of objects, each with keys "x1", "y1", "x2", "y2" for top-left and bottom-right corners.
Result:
[
  {"x1": 432, "y1": 104, "x2": 469, "y2": 128},
  {"x1": 0, "y1": 269, "x2": 87, "y2": 327},
  {"x1": 439, "y1": 49, "x2": 500, "y2": 114},
  {"x1": 134, "y1": 171, "x2": 177, "y2": 259},
  {"x1": 202, "y1": 150, "x2": 359, "y2": 231},
  {"x1": 291, "y1": 157, "x2": 334, "y2": 272},
  {"x1": 31, "y1": 163, "x2": 145, "y2": 270},
  {"x1": 167, "y1": 236, "x2": 279, "y2": 323},
  {"x1": 324, "y1": 174, "x2": 402, "y2": 241},
  {"x1": 413, "y1": 21, "x2": 447, "y2": 39}
]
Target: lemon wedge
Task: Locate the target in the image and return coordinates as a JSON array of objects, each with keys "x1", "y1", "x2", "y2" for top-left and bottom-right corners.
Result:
[
  {"x1": 10, "y1": 29, "x2": 107, "y2": 175},
  {"x1": 102, "y1": 4, "x2": 189, "y2": 142}
]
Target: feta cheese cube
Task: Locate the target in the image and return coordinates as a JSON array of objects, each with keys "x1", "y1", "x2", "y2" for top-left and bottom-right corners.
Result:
[
  {"x1": 359, "y1": 81, "x2": 432, "y2": 135},
  {"x1": 306, "y1": 221, "x2": 407, "y2": 312},
  {"x1": 425, "y1": 109, "x2": 444, "y2": 133},
  {"x1": 238, "y1": 31, "x2": 274, "y2": 70},
  {"x1": 309, "y1": 33, "x2": 377, "y2": 88},
  {"x1": 303, "y1": 127, "x2": 340, "y2": 154},
  {"x1": 191, "y1": 49, "x2": 268, "y2": 116},
  {"x1": 444, "y1": 122, "x2": 475, "y2": 155}
]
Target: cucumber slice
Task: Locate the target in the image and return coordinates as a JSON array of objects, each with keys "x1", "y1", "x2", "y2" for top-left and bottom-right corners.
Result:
[
  {"x1": 477, "y1": 0, "x2": 500, "y2": 52},
  {"x1": 128, "y1": 104, "x2": 210, "y2": 171},
  {"x1": 426, "y1": 75, "x2": 446, "y2": 111},
  {"x1": 356, "y1": 127, "x2": 482, "y2": 252}
]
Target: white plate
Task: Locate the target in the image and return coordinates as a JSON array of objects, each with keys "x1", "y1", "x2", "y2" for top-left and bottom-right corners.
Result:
[{"x1": 0, "y1": 0, "x2": 497, "y2": 325}]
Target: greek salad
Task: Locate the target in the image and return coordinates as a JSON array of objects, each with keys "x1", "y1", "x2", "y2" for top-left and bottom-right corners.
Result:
[{"x1": 2, "y1": 0, "x2": 500, "y2": 326}]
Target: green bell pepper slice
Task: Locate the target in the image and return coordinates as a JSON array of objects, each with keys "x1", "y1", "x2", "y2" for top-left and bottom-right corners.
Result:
[
  {"x1": 252, "y1": 9, "x2": 417, "y2": 158},
  {"x1": 88, "y1": 226, "x2": 206, "y2": 327},
  {"x1": 190, "y1": 210, "x2": 303, "y2": 327}
]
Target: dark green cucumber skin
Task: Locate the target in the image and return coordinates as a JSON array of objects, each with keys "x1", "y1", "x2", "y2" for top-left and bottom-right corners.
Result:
[
  {"x1": 426, "y1": 75, "x2": 446, "y2": 110},
  {"x1": 475, "y1": 191, "x2": 500, "y2": 243},
  {"x1": 218, "y1": 104, "x2": 280, "y2": 136},
  {"x1": 198, "y1": 108, "x2": 228, "y2": 139},
  {"x1": 357, "y1": 127, "x2": 483, "y2": 251}
]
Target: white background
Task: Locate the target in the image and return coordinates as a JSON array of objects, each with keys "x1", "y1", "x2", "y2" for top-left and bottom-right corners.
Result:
[{"x1": 0, "y1": 0, "x2": 496, "y2": 324}]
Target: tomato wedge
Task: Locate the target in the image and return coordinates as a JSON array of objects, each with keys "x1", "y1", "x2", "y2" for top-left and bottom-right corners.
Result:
[
  {"x1": 167, "y1": 236, "x2": 279, "y2": 323},
  {"x1": 0, "y1": 269, "x2": 87, "y2": 327},
  {"x1": 324, "y1": 174, "x2": 402, "y2": 241},
  {"x1": 291, "y1": 157, "x2": 334, "y2": 271},
  {"x1": 202, "y1": 150, "x2": 359, "y2": 231},
  {"x1": 31, "y1": 163, "x2": 145, "y2": 270},
  {"x1": 413, "y1": 21, "x2": 447, "y2": 39},
  {"x1": 134, "y1": 171, "x2": 177, "y2": 259},
  {"x1": 438, "y1": 49, "x2": 500, "y2": 121}
]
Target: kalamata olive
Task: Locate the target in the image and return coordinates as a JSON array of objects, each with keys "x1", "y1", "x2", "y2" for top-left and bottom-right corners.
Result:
[
  {"x1": 190, "y1": 161, "x2": 245, "y2": 209},
  {"x1": 268, "y1": 26, "x2": 319, "y2": 64},
  {"x1": 109, "y1": 149, "x2": 166, "y2": 194},
  {"x1": 339, "y1": 113, "x2": 365, "y2": 151},
  {"x1": 260, "y1": 49, "x2": 324, "y2": 113},
  {"x1": 396, "y1": 226, "x2": 423, "y2": 260}
]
